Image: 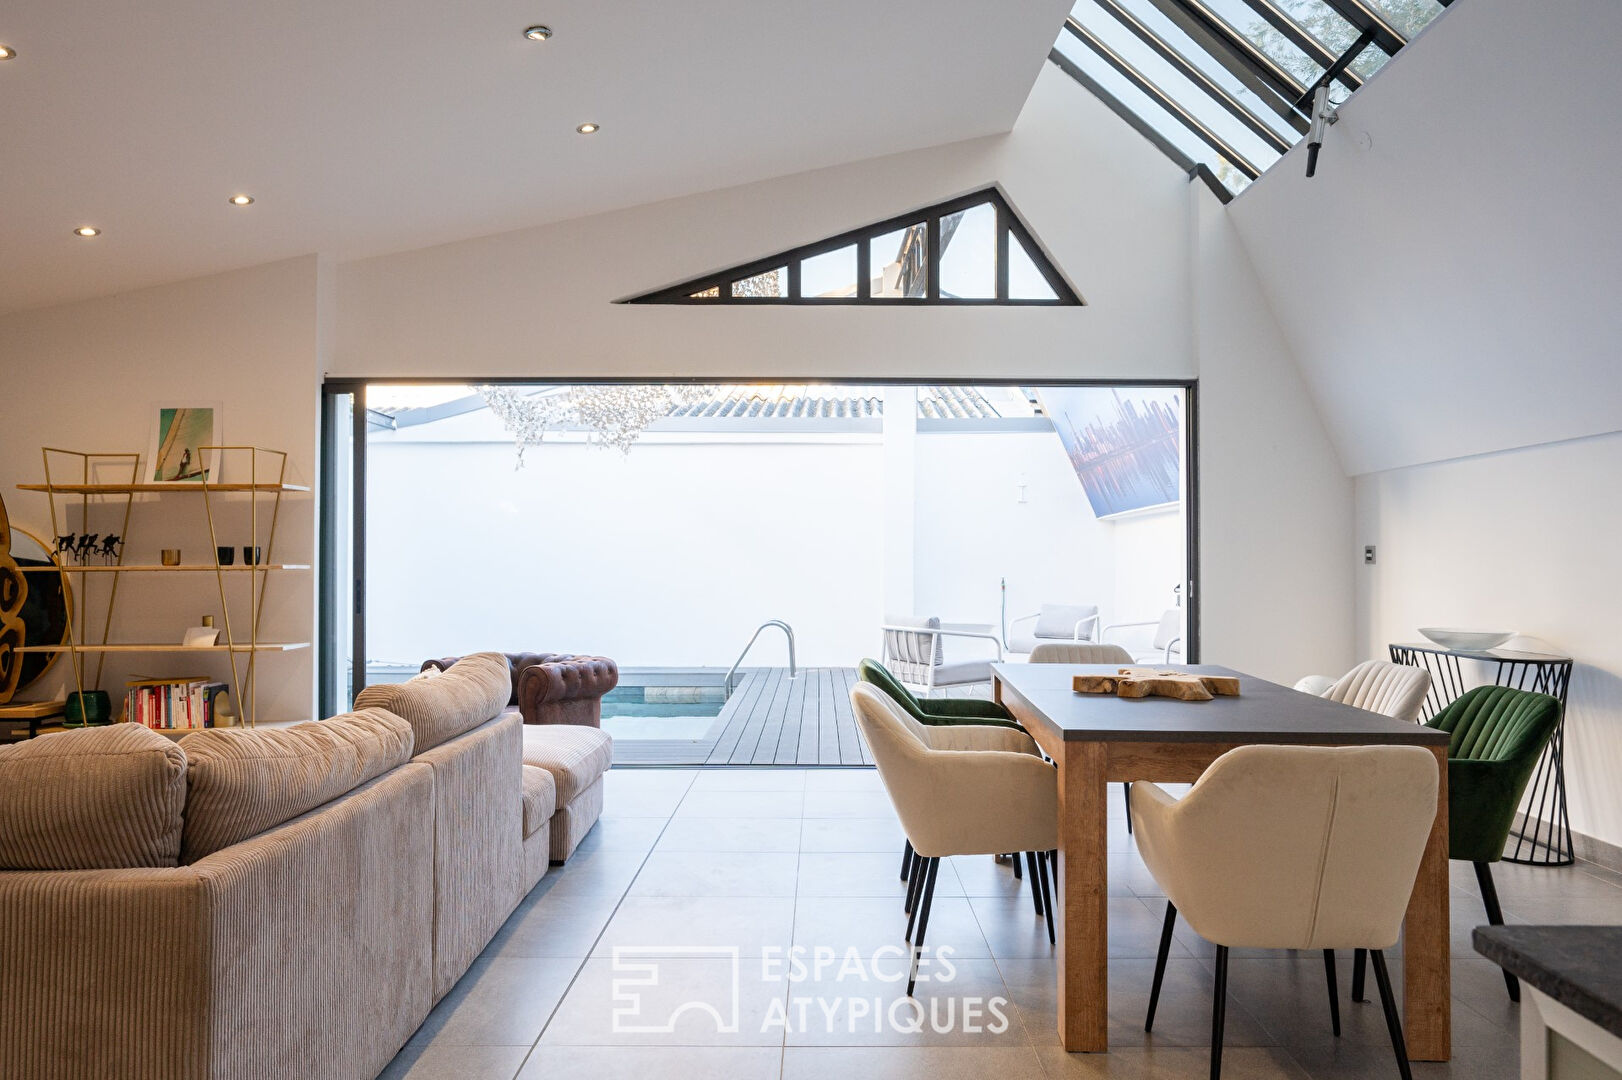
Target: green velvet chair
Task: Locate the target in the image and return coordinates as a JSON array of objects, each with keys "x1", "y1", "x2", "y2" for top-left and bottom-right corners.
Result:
[
  {"x1": 1352, "y1": 684, "x2": 1562, "y2": 1005},
  {"x1": 856, "y1": 658, "x2": 1021, "y2": 730}
]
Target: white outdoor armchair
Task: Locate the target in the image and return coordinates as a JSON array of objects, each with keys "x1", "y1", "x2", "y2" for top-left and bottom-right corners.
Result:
[
  {"x1": 1103, "y1": 607, "x2": 1184, "y2": 664},
  {"x1": 881, "y1": 615, "x2": 1004, "y2": 696},
  {"x1": 1006, "y1": 603, "x2": 1101, "y2": 655}
]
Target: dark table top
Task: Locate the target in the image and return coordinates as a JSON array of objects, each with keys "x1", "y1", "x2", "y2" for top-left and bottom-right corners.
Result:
[
  {"x1": 1474, "y1": 925, "x2": 1622, "y2": 1038},
  {"x1": 991, "y1": 663, "x2": 1452, "y2": 746}
]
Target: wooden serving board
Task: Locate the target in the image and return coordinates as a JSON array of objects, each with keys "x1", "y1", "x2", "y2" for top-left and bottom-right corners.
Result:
[{"x1": 1073, "y1": 667, "x2": 1241, "y2": 702}]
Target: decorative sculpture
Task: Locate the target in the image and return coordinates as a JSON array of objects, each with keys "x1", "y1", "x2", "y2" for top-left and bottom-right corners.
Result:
[
  {"x1": 0, "y1": 493, "x2": 29, "y2": 704},
  {"x1": 1073, "y1": 667, "x2": 1240, "y2": 702}
]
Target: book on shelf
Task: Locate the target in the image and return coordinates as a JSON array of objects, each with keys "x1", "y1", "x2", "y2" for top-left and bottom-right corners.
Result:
[{"x1": 123, "y1": 676, "x2": 230, "y2": 731}]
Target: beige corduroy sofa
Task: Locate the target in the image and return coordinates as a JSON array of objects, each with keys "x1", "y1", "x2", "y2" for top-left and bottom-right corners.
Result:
[{"x1": 0, "y1": 651, "x2": 612, "y2": 1080}]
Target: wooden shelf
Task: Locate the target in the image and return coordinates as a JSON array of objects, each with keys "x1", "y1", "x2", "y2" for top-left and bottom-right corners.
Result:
[
  {"x1": 17, "y1": 482, "x2": 309, "y2": 494},
  {"x1": 17, "y1": 643, "x2": 310, "y2": 654},
  {"x1": 18, "y1": 564, "x2": 310, "y2": 573}
]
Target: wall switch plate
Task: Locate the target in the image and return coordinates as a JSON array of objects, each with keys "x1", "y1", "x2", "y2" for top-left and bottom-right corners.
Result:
[{"x1": 1364, "y1": 544, "x2": 1377, "y2": 565}]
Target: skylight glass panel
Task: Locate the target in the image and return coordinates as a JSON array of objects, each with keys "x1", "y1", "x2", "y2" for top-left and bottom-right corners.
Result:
[
  {"x1": 938, "y1": 203, "x2": 996, "y2": 300},
  {"x1": 799, "y1": 245, "x2": 858, "y2": 299},
  {"x1": 1008, "y1": 237, "x2": 1059, "y2": 301},
  {"x1": 731, "y1": 267, "x2": 788, "y2": 298},
  {"x1": 869, "y1": 223, "x2": 928, "y2": 299},
  {"x1": 1363, "y1": 0, "x2": 1444, "y2": 40}
]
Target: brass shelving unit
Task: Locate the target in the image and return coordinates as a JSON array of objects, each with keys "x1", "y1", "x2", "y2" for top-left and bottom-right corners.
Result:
[{"x1": 16, "y1": 447, "x2": 311, "y2": 728}]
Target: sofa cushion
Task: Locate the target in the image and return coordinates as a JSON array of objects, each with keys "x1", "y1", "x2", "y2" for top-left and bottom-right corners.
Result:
[
  {"x1": 0, "y1": 724, "x2": 187, "y2": 869},
  {"x1": 522, "y1": 725, "x2": 613, "y2": 805},
  {"x1": 521, "y1": 765, "x2": 557, "y2": 840},
  {"x1": 177, "y1": 708, "x2": 414, "y2": 862},
  {"x1": 354, "y1": 651, "x2": 511, "y2": 754}
]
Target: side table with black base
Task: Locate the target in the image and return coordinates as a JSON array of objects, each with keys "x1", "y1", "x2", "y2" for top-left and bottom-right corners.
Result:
[{"x1": 1390, "y1": 643, "x2": 1574, "y2": 866}]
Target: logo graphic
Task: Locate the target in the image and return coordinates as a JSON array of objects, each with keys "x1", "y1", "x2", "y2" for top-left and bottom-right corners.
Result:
[{"x1": 610, "y1": 947, "x2": 742, "y2": 1034}]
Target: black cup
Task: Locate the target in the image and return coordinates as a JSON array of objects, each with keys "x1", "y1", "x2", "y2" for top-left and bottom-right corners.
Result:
[
  {"x1": 216, "y1": 546, "x2": 235, "y2": 566},
  {"x1": 242, "y1": 546, "x2": 262, "y2": 565}
]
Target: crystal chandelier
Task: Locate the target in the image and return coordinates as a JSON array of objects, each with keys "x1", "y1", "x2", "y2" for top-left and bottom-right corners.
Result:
[{"x1": 476, "y1": 384, "x2": 713, "y2": 466}]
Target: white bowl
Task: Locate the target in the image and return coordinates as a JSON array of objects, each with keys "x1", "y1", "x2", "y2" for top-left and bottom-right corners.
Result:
[{"x1": 1418, "y1": 627, "x2": 1514, "y2": 651}]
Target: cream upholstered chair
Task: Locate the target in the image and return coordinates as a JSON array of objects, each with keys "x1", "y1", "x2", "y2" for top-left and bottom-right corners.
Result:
[
  {"x1": 1027, "y1": 641, "x2": 1134, "y2": 665},
  {"x1": 1292, "y1": 674, "x2": 1337, "y2": 696},
  {"x1": 1131, "y1": 744, "x2": 1438, "y2": 1080},
  {"x1": 1323, "y1": 660, "x2": 1431, "y2": 725},
  {"x1": 850, "y1": 683, "x2": 1058, "y2": 993}
]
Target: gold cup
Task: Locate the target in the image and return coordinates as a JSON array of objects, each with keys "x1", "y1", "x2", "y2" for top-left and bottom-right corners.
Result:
[{"x1": 160, "y1": 549, "x2": 181, "y2": 566}]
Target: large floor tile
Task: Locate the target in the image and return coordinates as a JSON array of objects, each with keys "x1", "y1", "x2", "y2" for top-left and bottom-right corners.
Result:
[
  {"x1": 408, "y1": 956, "x2": 581, "y2": 1046},
  {"x1": 996, "y1": 957, "x2": 1275, "y2": 1051},
  {"x1": 593, "y1": 896, "x2": 797, "y2": 958},
  {"x1": 800, "y1": 852, "x2": 966, "y2": 899},
  {"x1": 603, "y1": 769, "x2": 698, "y2": 817},
  {"x1": 630, "y1": 850, "x2": 800, "y2": 897},
  {"x1": 518, "y1": 1045, "x2": 783, "y2": 1079},
  {"x1": 951, "y1": 854, "x2": 1080, "y2": 900},
  {"x1": 484, "y1": 889, "x2": 617, "y2": 958},
  {"x1": 656, "y1": 816, "x2": 802, "y2": 853},
  {"x1": 800, "y1": 817, "x2": 906, "y2": 853},
  {"x1": 1033, "y1": 1045, "x2": 1310, "y2": 1078},
  {"x1": 690, "y1": 768, "x2": 809, "y2": 792},
  {"x1": 803, "y1": 768, "x2": 887, "y2": 794},
  {"x1": 529, "y1": 848, "x2": 648, "y2": 900},
  {"x1": 540, "y1": 957, "x2": 789, "y2": 1046},
  {"x1": 966, "y1": 896, "x2": 1058, "y2": 961},
  {"x1": 783, "y1": 959, "x2": 1029, "y2": 1047},
  {"x1": 783, "y1": 1044, "x2": 1048, "y2": 1078},
  {"x1": 803, "y1": 790, "x2": 900, "y2": 819},
  {"x1": 676, "y1": 789, "x2": 806, "y2": 820},
  {"x1": 378, "y1": 1043, "x2": 532, "y2": 1080},
  {"x1": 572, "y1": 816, "x2": 669, "y2": 855},
  {"x1": 792, "y1": 897, "x2": 991, "y2": 960}
]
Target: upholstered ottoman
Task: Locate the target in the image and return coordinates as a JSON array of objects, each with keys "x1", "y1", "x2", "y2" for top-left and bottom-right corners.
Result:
[{"x1": 521, "y1": 724, "x2": 612, "y2": 863}]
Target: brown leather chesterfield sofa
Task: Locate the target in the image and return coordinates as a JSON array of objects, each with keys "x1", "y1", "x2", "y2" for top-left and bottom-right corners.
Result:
[{"x1": 422, "y1": 651, "x2": 618, "y2": 728}]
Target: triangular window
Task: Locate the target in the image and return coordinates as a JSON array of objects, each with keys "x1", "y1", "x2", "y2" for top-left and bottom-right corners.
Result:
[{"x1": 624, "y1": 188, "x2": 1081, "y2": 305}]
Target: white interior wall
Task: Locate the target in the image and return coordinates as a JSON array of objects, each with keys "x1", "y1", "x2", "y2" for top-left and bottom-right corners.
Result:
[
  {"x1": 1192, "y1": 187, "x2": 1354, "y2": 683},
  {"x1": 1230, "y1": 0, "x2": 1622, "y2": 476},
  {"x1": 0, "y1": 257, "x2": 322, "y2": 723},
  {"x1": 1356, "y1": 433, "x2": 1622, "y2": 849}
]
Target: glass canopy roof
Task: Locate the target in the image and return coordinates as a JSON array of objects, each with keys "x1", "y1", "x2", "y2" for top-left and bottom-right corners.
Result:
[{"x1": 1050, "y1": 0, "x2": 1448, "y2": 197}]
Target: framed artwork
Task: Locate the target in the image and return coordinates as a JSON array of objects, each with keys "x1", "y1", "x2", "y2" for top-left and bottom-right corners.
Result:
[
  {"x1": 1037, "y1": 387, "x2": 1182, "y2": 519},
  {"x1": 145, "y1": 403, "x2": 223, "y2": 483}
]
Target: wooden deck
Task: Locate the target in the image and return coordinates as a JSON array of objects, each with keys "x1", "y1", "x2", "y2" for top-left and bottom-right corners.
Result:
[{"x1": 609, "y1": 667, "x2": 872, "y2": 767}]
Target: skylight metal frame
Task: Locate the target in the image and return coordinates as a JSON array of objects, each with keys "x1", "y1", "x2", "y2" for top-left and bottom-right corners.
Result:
[{"x1": 1050, "y1": 0, "x2": 1444, "y2": 197}]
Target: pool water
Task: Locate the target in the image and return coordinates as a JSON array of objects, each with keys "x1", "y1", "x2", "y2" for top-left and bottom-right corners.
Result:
[{"x1": 600, "y1": 683, "x2": 727, "y2": 720}]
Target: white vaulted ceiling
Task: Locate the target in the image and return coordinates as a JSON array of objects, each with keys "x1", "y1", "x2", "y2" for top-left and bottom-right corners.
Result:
[{"x1": 0, "y1": 0, "x2": 1071, "y2": 314}]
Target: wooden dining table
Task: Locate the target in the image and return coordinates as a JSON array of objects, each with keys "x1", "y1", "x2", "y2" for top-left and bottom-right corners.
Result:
[{"x1": 991, "y1": 662, "x2": 1453, "y2": 1060}]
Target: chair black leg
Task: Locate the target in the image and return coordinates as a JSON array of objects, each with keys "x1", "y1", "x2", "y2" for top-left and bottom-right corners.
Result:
[
  {"x1": 1037, "y1": 851, "x2": 1056, "y2": 945},
  {"x1": 1124, "y1": 781, "x2": 1134, "y2": 835},
  {"x1": 908, "y1": 857, "x2": 940, "y2": 996},
  {"x1": 901, "y1": 840, "x2": 913, "y2": 881},
  {"x1": 1012, "y1": 852, "x2": 1023, "y2": 879},
  {"x1": 1025, "y1": 852, "x2": 1044, "y2": 916},
  {"x1": 1146, "y1": 901, "x2": 1178, "y2": 1032},
  {"x1": 1352, "y1": 947, "x2": 1367, "y2": 1003},
  {"x1": 1323, "y1": 950, "x2": 1341, "y2": 1037},
  {"x1": 1475, "y1": 861, "x2": 1520, "y2": 1003},
  {"x1": 905, "y1": 853, "x2": 925, "y2": 929},
  {"x1": 1210, "y1": 944, "x2": 1229, "y2": 1080},
  {"x1": 1370, "y1": 949, "x2": 1414, "y2": 1080}
]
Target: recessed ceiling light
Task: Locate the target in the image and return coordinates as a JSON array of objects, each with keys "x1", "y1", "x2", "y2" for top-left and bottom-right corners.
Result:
[
  {"x1": 229, "y1": 194, "x2": 255, "y2": 206},
  {"x1": 576, "y1": 122, "x2": 599, "y2": 135},
  {"x1": 524, "y1": 25, "x2": 552, "y2": 41},
  {"x1": 74, "y1": 226, "x2": 101, "y2": 237},
  {"x1": 0, "y1": 45, "x2": 16, "y2": 61}
]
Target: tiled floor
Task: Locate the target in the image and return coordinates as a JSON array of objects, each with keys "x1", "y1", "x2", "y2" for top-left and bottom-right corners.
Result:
[{"x1": 379, "y1": 767, "x2": 1622, "y2": 1079}]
